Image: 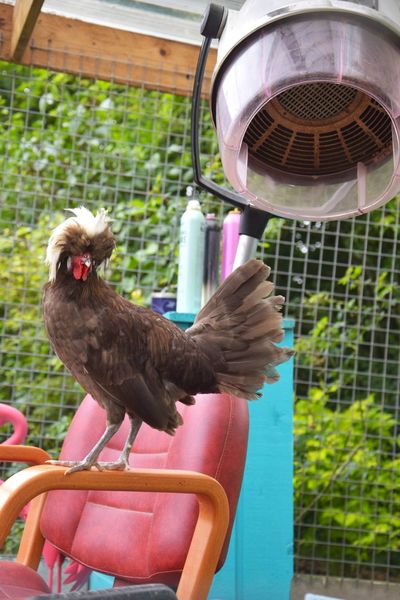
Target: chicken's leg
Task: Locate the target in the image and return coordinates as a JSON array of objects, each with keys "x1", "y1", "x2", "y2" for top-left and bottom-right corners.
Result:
[
  {"x1": 97, "y1": 415, "x2": 142, "y2": 471},
  {"x1": 47, "y1": 420, "x2": 123, "y2": 474}
]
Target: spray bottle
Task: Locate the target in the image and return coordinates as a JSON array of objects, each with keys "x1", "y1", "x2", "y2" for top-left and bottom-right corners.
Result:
[
  {"x1": 221, "y1": 208, "x2": 241, "y2": 280},
  {"x1": 176, "y1": 188, "x2": 205, "y2": 314}
]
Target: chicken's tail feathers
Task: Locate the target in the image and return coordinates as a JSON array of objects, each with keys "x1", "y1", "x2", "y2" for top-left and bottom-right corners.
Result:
[{"x1": 186, "y1": 259, "x2": 294, "y2": 399}]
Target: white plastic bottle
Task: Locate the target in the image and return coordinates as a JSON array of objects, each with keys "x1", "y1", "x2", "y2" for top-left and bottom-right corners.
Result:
[{"x1": 176, "y1": 192, "x2": 205, "y2": 314}]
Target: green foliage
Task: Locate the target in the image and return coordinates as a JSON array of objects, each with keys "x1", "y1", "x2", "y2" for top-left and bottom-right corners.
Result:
[
  {"x1": 295, "y1": 389, "x2": 400, "y2": 577},
  {"x1": 293, "y1": 230, "x2": 400, "y2": 406},
  {"x1": 0, "y1": 61, "x2": 215, "y2": 453}
]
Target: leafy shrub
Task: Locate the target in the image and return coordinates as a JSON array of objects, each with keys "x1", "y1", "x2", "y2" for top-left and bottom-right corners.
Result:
[
  {"x1": 0, "y1": 62, "x2": 220, "y2": 454},
  {"x1": 295, "y1": 389, "x2": 400, "y2": 578}
]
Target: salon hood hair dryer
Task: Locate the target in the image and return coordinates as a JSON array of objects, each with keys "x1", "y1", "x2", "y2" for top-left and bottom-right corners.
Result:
[{"x1": 191, "y1": 0, "x2": 400, "y2": 263}]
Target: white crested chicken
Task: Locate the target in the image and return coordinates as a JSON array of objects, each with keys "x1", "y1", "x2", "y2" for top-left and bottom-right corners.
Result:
[{"x1": 43, "y1": 207, "x2": 293, "y2": 473}]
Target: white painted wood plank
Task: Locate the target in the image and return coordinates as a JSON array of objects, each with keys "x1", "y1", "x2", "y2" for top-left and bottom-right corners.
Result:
[{"x1": 39, "y1": 0, "x2": 244, "y2": 44}]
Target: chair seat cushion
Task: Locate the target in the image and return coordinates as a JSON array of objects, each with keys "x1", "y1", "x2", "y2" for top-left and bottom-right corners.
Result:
[
  {"x1": 41, "y1": 393, "x2": 249, "y2": 586},
  {"x1": 0, "y1": 560, "x2": 50, "y2": 600}
]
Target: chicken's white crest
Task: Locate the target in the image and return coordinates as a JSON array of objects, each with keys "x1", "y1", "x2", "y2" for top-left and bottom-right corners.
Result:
[{"x1": 45, "y1": 207, "x2": 111, "y2": 281}]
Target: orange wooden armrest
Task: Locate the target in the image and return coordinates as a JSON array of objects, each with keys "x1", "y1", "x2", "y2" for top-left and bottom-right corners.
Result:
[
  {"x1": 0, "y1": 465, "x2": 229, "y2": 600},
  {"x1": 0, "y1": 444, "x2": 51, "y2": 465}
]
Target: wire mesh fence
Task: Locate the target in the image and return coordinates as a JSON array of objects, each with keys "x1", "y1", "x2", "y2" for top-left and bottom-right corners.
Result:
[{"x1": 0, "y1": 57, "x2": 399, "y2": 582}]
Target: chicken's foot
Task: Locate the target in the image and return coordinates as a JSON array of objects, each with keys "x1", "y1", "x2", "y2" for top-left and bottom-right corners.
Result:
[
  {"x1": 93, "y1": 416, "x2": 142, "y2": 471},
  {"x1": 47, "y1": 421, "x2": 123, "y2": 474}
]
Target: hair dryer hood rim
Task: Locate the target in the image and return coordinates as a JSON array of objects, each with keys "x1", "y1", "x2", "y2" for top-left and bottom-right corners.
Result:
[{"x1": 210, "y1": 0, "x2": 400, "y2": 121}]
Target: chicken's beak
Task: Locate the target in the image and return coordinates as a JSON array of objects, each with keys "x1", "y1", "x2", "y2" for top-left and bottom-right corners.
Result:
[{"x1": 70, "y1": 254, "x2": 92, "y2": 281}]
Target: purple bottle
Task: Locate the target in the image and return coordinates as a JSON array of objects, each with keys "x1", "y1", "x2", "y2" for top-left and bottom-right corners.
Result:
[{"x1": 221, "y1": 209, "x2": 241, "y2": 281}]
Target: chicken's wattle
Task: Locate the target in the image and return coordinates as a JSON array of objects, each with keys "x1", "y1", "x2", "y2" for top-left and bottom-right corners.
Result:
[{"x1": 72, "y1": 256, "x2": 91, "y2": 281}]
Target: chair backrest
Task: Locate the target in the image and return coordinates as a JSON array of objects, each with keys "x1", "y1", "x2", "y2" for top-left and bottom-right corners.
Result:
[{"x1": 40, "y1": 393, "x2": 249, "y2": 587}]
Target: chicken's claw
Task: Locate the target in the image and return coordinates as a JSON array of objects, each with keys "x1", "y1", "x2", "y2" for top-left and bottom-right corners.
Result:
[
  {"x1": 46, "y1": 459, "x2": 105, "y2": 474},
  {"x1": 97, "y1": 459, "x2": 131, "y2": 471}
]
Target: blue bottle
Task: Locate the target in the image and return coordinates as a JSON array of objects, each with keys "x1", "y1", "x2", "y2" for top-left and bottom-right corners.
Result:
[{"x1": 176, "y1": 192, "x2": 205, "y2": 314}]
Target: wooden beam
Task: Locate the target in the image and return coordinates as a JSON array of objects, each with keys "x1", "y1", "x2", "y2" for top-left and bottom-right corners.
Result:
[
  {"x1": 0, "y1": 3, "x2": 216, "y2": 96},
  {"x1": 11, "y1": 0, "x2": 45, "y2": 61}
]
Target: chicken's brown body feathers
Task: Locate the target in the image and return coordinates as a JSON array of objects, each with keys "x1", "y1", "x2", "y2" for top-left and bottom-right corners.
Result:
[{"x1": 44, "y1": 257, "x2": 293, "y2": 435}]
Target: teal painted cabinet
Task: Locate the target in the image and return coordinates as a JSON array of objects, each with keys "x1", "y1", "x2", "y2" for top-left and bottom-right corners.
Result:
[{"x1": 209, "y1": 319, "x2": 294, "y2": 600}]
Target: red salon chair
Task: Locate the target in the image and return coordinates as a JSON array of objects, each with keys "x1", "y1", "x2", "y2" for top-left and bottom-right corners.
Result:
[{"x1": 0, "y1": 392, "x2": 248, "y2": 600}]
